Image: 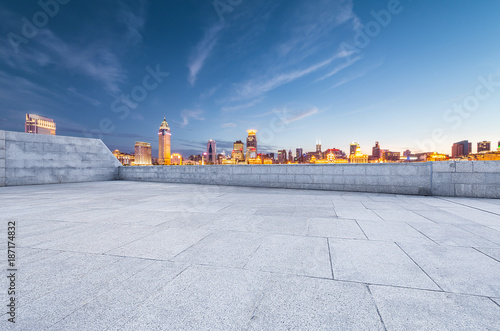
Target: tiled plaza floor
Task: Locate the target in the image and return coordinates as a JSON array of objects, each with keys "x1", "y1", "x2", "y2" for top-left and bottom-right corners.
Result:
[{"x1": 1, "y1": 181, "x2": 499, "y2": 330}]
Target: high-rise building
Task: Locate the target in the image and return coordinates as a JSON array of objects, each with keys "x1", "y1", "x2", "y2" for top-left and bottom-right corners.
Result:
[
  {"x1": 477, "y1": 141, "x2": 491, "y2": 153},
  {"x1": 246, "y1": 130, "x2": 257, "y2": 162},
  {"x1": 288, "y1": 149, "x2": 293, "y2": 162},
  {"x1": 278, "y1": 150, "x2": 287, "y2": 164},
  {"x1": 296, "y1": 148, "x2": 303, "y2": 158},
  {"x1": 207, "y1": 140, "x2": 217, "y2": 164},
  {"x1": 25, "y1": 114, "x2": 56, "y2": 135},
  {"x1": 372, "y1": 141, "x2": 381, "y2": 160},
  {"x1": 158, "y1": 117, "x2": 171, "y2": 165},
  {"x1": 316, "y1": 139, "x2": 322, "y2": 153},
  {"x1": 134, "y1": 142, "x2": 152, "y2": 165},
  {"x1": 232, "y1": 140, "x2": 245, "y2": 162},
  {"x1": 452, "y1": 140, "x2": 472, "y2": 158},
  {"x1": 350, "y1": 142, "x2": 359, "y2": 155}
]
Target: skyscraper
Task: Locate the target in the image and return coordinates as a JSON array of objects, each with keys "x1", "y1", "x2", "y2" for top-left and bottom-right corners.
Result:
[
  {"x1": 278, "y1": 150, "x2": 287, "y2": 164},
  {"x1": 288, "y1": 149, "x2": 293, "y2": 162},
  {"x1": 232, "y1": 140, "x2": 245, "y2": 162},
  {"x1": 134, "y1": 142, "x2": 152, "y2": 165},
  {"x1": 296, "y1": 148, "x2": 303, "y2": 158},
  {"x1": 350, "y1": 142, "x2": 359, "y2": 156},
  {"x1": 477, "y1": 141, "x2": 491, "y2": 153},
  {"x1": 246, "y1": 130, "x2": 257, "y2": 162},
  {"x1": 158, "y1": 117, "x2": 171, "y2": 165},
  {"x1": 372, "y1": 141, "x2": 381, "y2": 159},
  {"x1": 452, "y1": 140, "x2": 472, "y2": 158},
  {"x1": 207, "y1": 140, "x2": 217, "y2": 164},
  {"x1": 25, "y1": 114, "x2": 56, "y2": 135},
  {"x1": 316, "y1": 139, "x2": 322, "y2": 153}
]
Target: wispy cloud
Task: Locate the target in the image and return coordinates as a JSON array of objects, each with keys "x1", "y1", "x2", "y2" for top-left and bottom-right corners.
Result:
[
  {"x1": 221, "y1": 122, "x2": 237, "y2": 128},
  {"x1": 178, "y1": 109, "x2": 204, "y2": 127},
  {"x1": 188, "y1": 24, "x2": 223, "y2": 86},
  {"x1": 67, "y1": 87, "x2": 101, "y2": 106},
  {"x1": 316, "y1": 56, "x2": 361, "y2": 82},
  {"x1": 221, "y1": 97, "x2": 263, "y2": 112},
  {"x1": 234, "y1": 51, "x2": 350, "y2": 100},
  {"x1": 200, "y1": 86, "x2": 218, "y2": 100}
]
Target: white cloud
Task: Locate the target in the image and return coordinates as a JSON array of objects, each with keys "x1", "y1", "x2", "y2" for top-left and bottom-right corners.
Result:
[
  {"x1": 221, "y1": 97, "x2": 263, "y2": 112},
  {"x1": 316, "y1": 55, "x2": 361, "y2": 82},
  {"x1": 179, "y1": 109, "x2": 204, "y2": 127},
  {"x1": 221, "y1": 122, "x2": 237, "y2": 128},
  {"x1": 234, "y1": 51, "x2": 351, "y2": 100},
  {"x1": 188, "y1": 24, "x2": 223, "y2": 86}
]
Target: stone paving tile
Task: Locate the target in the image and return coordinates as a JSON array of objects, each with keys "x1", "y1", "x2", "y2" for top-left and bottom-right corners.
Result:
[
  {"x1": 372, "y1": 209, "x2": 434, "y2": 223},
  {"x1": 413, "y1": 209, "x2": 475, "y2": 224},
  {"x1": 51, "y1": 261, "x2": 188, "y2": 331},
  {"x1": 33, "y1": 224, "x2": 158, "y2": 254},
  {"x1": 253, "y1": 215, "x2": 309, "y2": 236},
  {"x1": 440, "y1": 206, "x2": 500, "y2": 230},
  {"x1": 244, "y1": 234, "x2": 332, "y2": 278},
  {"x1": 453, "y1": 223, "x2": 500, "y2": 246},
  {"x1": 474, "y1": 247, "x2": 500, "y2": 262},
  {"x1": 370, "y1": 285, "x2": 500, "y2": 330},
  {"x1": 107, "y1": 227, "x2": 211, "y2": 260},
  {"x1": 357, "y1": 220, "x2": 435, "y2": 244},
  {"x1": 248, "y1": 275, "x2": 384, "y2": 330},
  {"x1": 308, "y1": 217, "x2": 366, "y2": 239},
  {"x1": 18, "y1": 256, "x2": 153, "y2": 329},
  {"x1": 329, "y1": 239, "x2": 440, "y2": 290},
  {"x1": 173, "y1": 231, "x2": 266, "y2": 268},
  {"x1": 114, "y1": 265, "x2": 271, "y2": 330},
  {"x1": 409, "y1": 223, "x2": 499, "y2": 247},
  {"x1": 334, "y1": 207, "x2": 383, "y2": 221},
  {"x1": 398, "y1": 243, "x2": 500, "y2": 297}
]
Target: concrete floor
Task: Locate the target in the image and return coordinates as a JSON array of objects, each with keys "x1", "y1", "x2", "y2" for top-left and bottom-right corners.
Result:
[{"x1": 1, "y1": 181, "x2": 499, "y2": 330}]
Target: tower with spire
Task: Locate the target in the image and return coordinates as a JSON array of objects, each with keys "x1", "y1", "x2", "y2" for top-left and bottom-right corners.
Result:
[{"x1": 158, "y1": 117, "x2": 171, "y2": 165}]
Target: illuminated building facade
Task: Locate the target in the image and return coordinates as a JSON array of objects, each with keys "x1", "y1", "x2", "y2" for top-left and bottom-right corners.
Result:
[
  {"x1": 232, "y1": 140, "x2": 245, "y2": 163},
  {"x1": 349, "y1": 145, "x2": 368, "y2": 163},
  {"x1": 158, "y1": 117, "x2": 171, "y2": 165},
  {"x1": 427, "y1": 152, "x2": 449, "y2": 162},
  {"x1": 478, "y1": 141, "x2": 491, "y2": 153},
  {"x1": 372, "y1": 142, "x2": 381, "y2": 160},
  {"x1": 288, "y1": 150, "x2": 293, "y2": 163},
  {"x1": 113, "y1": 150, "x2": 135, "y2": 166},
  {"x1": 474, "y1": 151, "x2": 500, "y2": 161},
  {"x1": 207, "y1": 140, "x2": 217, "y2": 164},
  {"x1": 350, "y1": 143, "x2": 359, "y2": 156},
  {"x1": 134, "y1": 142, "x2": 152, "y2": 165},
  {"x1": 171, "y1": 153, "x2": 182, "y2": 165},
  {"x1": 452, "y1": 140, "x2": 472, "y2": 158},
  {"x1": 246, "y1": 130, "x2": 257, "y2": 162},
  {"x1": 316, "y1": 139, "x2": 322, "y2": 153},
  {"x1": 383, "y1": 151, "x2": 401, "y2": 162},
  {"x1": 25, "y1": 114, "x2": 56, "y2": 135}
]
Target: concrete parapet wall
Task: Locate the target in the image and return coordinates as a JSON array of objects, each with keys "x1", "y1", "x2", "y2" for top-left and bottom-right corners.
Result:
[
  {"x1": 119, "y1": 163, "x2": 433, "y2": 196},
  {"x1": 1, "y1": 130, "x2": 121, "y2": 186},
  {"x1": 119, "y1": 161, "x2": 500, "y2": 198},
  {"x1": 432, "y1": 161, "x2": 500, "y2": 198}
]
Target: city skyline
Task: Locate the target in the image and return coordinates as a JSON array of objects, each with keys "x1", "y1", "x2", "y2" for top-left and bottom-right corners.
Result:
[{"x1": 1, "y1": 1, "x2": 500, "y2": 156}]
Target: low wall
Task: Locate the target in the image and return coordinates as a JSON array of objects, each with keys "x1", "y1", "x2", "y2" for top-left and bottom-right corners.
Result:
[
  {"x1": 119, "y1": 162, "x2": 500, "y2": 198},
  {"x1": 0, "y1": 130, "x2": 121, "y2": 186}
]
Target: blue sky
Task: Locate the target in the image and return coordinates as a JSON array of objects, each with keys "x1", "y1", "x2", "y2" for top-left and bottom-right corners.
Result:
[{"x1": 1, "y1": 0, "x2": 499, "y2": 156}]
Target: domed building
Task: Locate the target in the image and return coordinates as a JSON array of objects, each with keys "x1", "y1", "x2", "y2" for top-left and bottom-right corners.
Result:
[{"x1": 158, "y1": 117, "x2": 171, "y2": 165}]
